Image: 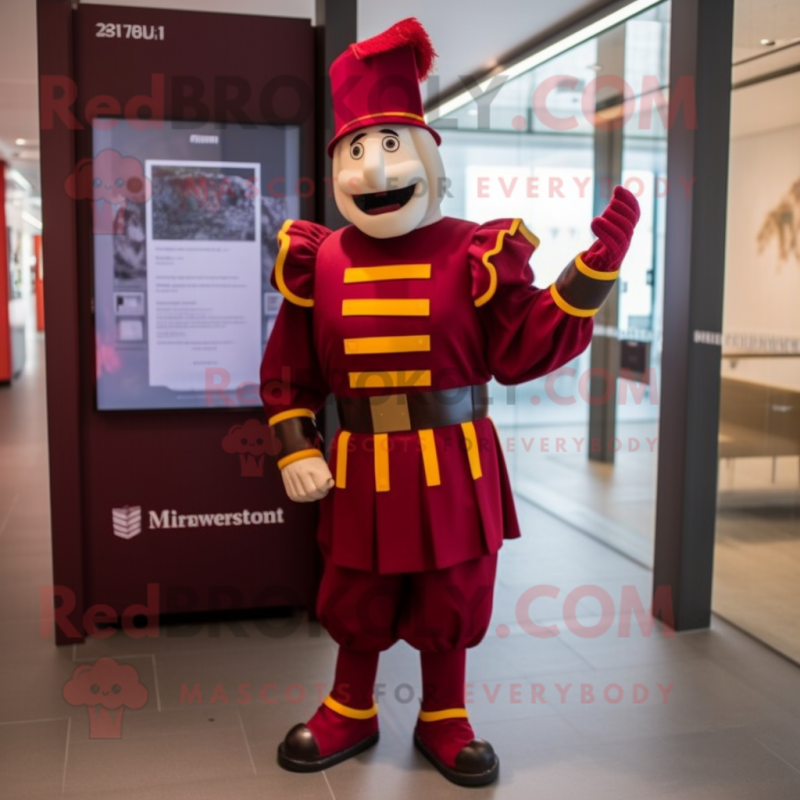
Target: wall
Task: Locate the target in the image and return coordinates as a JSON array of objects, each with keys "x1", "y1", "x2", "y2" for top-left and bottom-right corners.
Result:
[{"x1": 722, "y1": 118, "x2": 800, "y2": 391}]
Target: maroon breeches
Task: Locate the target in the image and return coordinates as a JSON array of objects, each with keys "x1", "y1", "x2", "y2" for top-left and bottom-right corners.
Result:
[{"x1": 316, "y1": 554, "x2": 498, "y2": 652}]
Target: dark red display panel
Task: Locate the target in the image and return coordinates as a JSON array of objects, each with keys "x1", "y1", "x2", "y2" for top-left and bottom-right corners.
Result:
[{"x1": 40, "y1": 3, "x2": 319, "y2": 639}]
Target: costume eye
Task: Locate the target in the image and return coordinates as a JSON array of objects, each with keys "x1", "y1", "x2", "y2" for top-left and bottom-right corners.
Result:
[
  {"x1": 350, "y1": 141, "x2": 364, "y2": 160},
  {"x1": 382, "y1": 135, "x2": 400, "y2": 153}
]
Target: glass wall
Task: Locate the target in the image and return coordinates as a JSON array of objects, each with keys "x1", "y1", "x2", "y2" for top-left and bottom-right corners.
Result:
[
  {"x1": 431, "y1": 2, "x2": 671, "y2": 565},
  {"x1": 4, "y1": 168, "x2": 39, "y2": 377},
  {"x1": 713, "y1": 68, "x2": 800, "y2": 662}
]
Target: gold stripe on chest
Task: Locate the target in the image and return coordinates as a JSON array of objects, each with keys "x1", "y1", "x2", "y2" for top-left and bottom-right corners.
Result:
[
  {"x1": 344, "y1": 335, "x2": 431, "y2": 355},
  {"x1": 348, "y1": 370, "x2": 432, "y2": 389},
  {"x1": 342, "y1": 298, "x2": 430, "y2": 317},
  {"x1": 344, "y1": 264, "x2": 431, "y2": 283}
]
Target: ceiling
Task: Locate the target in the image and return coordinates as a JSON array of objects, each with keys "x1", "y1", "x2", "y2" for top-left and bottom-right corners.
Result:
[
  {"x1": 358, "y1": 0, "x2": 613, "y2": 101},
  {"x1": 0, "y1": 0, "x2": 39, "y2": 192},
  {"x1": 732, "y1": 0, "x2": 800, "y2": 62},
  {"x1": 1, "y1": 0, "x2": 800, "y2": 199}
]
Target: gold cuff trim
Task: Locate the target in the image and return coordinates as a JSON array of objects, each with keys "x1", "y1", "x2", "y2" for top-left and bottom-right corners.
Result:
[
  {"x1": 575, "y1": 253, "x2": 619, "y2": 281},
  {"x1": 268, "y1": 408, "x2": 315, "y2": 427},
  {"x1": 374, "y1": 433, "x2": 390, "y2": 492},
  {"x1": 461, "y1": 421, "x2": 483, "y2": 480},
  {"x1": 342, "y1": 298, "x2": 430, "y2": 317},
  {"x1": 344, "y1": 335, "x2": 431, "y2": 355},
  {"x1": 323, "y1": 694, "x2": 378, "y2": 720},
  {"x1": 349, "y1": 370, "x2": 431, "y2": 390},
  {"x1": 549, "y1": 284, "x2": 599, "y2": 318},
  {"x1": 277, "y1": 448, "x2": 324, "y2": 471},
  {"x1": 335, "y1": 431, "x2": 350, "y2": 489},
  {"x1": 418, "y1": 429, "x2": 441, "y2": 487},
  {"x1": 418, "y1": 707, "x2": 469, "y2": 723},
  {"x1": 274, "y1": 220, "x2": 313, "y2": 308},
  {"x1": 344, "y1": 264, "x2": 431, "y2": 283}
]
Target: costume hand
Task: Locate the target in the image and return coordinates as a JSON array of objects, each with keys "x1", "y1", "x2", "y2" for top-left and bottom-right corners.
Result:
[
  {"x1": 583, "y1": 186, "x2": 641, "y2": 272},
  {"x1": 281, "y1": 457, "x2": 334, "y2": 502}
]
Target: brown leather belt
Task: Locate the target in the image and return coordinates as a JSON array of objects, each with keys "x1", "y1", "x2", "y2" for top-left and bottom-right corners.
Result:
[{"x1": 336, "y1": 385, "x2": 489, "y2": 435}]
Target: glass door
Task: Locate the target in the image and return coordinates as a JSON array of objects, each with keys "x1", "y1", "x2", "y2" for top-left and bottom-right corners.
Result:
[
  {"x1": 713, "y1": 68, "x2": 800, "y2": 662},
  {"x1": 432, "y1": 1, "x2": 671, "y2": 567}
]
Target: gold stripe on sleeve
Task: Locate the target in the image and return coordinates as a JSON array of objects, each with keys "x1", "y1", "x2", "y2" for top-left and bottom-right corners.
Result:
[
  {"x1": 276, "y1": 448, "x2": 324, "y2": 471},
  {"x1": 268, "y1": 408, "x2": 315, "y2": 426},
  {"x1": 549, "y1": 283, "x2": 600, "y2": 317},
  {"x1": 574, "y1": 253, "x2": 619, "y2": 281}
]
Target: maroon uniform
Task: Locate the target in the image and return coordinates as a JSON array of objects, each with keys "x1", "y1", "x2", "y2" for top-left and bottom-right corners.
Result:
[
  {"x1": 264, "y1": 200, "x2": 636, "y2": 782},
  {"x1": 261, "y1": 215, "x2": 595, "y2": 578},
  {"x1": 268, "y1": 17, "x2": 639, "y2": 785}
]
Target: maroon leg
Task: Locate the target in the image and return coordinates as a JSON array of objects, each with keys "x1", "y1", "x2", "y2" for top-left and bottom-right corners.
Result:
[
  {"x1": 402, "y1": 555, "x2": 500, "y2": 786},
  {"x1": 304, "y1": 647, "x2": 381, "y2": 758},
  {"x1": 278, "y1": 562, "x2": 402, "y2": 772}
]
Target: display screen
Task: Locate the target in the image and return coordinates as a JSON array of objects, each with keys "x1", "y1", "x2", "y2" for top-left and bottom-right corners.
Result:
[{"x1": 90, "y1": 119, "x2": 300, "y2": 410}]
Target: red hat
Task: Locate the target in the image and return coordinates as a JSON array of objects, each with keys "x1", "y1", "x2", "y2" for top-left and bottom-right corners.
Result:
[{"x1": 327, "y1": 17, "x2": 442, "y2": 156}]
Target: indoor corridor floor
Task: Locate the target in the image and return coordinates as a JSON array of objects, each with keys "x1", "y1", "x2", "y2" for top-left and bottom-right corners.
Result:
[{"x1": 2, "y1": 338, "x2": 800, "y2": 799}]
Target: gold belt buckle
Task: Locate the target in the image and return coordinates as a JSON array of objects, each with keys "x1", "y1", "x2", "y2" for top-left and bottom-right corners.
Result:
[{"x1": 369, "y1": 394, "x2": 411, "y2": 434}]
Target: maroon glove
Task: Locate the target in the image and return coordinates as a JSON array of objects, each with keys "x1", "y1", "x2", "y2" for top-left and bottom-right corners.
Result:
[{"x1": 582, "y1": 186, "x2": 641, "y2": 272}]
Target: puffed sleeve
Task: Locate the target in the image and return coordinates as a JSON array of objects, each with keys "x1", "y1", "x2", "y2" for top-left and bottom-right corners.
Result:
[
  {"x1": 469, "y1": 218, "x2": 611, "y2": 385},
  {"x1": 260, "y1": 219, "x2": 332, "y2": 470}
]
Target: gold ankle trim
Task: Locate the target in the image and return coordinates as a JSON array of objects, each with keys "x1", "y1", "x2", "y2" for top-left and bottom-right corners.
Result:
[
  {"x1": 324, "y1": 694, "x2": 378, "y2": 720},
  {"x1": 418, "y1": 707, "x2": 469, "y2": 723}
]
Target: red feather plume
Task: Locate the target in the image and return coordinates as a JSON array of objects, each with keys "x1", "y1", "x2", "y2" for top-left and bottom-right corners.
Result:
[{"x1": 351, "y1": 17, "x2": 437, "y2": 80}]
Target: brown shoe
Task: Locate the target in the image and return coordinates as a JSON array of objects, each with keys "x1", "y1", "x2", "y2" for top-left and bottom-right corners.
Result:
[
  {"x1": 414, "y1": 731, "x2": 499, "y2": 787},
  {"x1": 278, "y1": 723, "x2": 380, "y2": 772}
]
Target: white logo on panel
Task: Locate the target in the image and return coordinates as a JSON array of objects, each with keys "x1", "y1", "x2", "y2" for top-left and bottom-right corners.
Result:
[{"x1": 112, "y1": 506, "x2": 142, "y2": 540}]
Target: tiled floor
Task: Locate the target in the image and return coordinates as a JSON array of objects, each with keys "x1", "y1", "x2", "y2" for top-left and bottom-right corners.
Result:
[
  {"x1": 2, "y1": 338, "x2": 800, "y2": 798},
  {"x1": 501, "y1": 418, "x2": 659, "y2": 566}
]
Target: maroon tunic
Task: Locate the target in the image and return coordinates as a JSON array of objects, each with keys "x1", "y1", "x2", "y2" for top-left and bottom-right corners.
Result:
[{"x1": 260, "y1": 216, "x2": 594, "y2": 574}]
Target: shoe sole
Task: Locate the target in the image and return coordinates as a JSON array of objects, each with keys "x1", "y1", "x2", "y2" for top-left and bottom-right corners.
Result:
[
  {"x1": 413, "y1": 732, "x2": 500, "y2": 787},
  {"x1": 277, "y1": 731, "x2": 380, "y2": 773}
]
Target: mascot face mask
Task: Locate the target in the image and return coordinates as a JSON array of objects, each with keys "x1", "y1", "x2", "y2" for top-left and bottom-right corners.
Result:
[
  {"x1": 325, "y1": 17, "x2": 444, "y2": 239},
  {"x1": 332, "y1": 123, "x2": 445, "y2": 239}
]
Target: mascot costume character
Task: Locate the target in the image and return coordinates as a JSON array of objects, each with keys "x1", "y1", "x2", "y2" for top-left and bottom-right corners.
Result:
[{"x1": 260, "y1": 18, "x2": 640, "y2": 787}]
